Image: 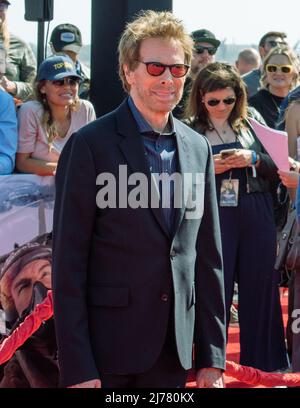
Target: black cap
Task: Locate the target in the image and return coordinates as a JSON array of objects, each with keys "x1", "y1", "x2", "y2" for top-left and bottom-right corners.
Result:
[
  {"x1": 191, "y1": 29, "x2": 220, "y2": 49},
  {"x1": 50, "y1": 23, "x2": 82, "y2": 54},
  {"x1": 0, "y1": 1, "x2": 11, "y2": 5}
]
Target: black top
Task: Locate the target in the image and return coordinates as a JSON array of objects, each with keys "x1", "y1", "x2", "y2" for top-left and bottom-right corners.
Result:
[{"x1": 249, "y1": 88, "x2": 284, "y2": 129}]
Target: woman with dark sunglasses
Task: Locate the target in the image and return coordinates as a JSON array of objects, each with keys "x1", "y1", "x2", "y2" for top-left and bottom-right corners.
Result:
[
  {"x1": 15, "y1": 55, "x2": 96, "y2": 176},
  {"x1": 184, "y1": 61, "x2": 289, "y2": 372},
  {"x1": 249, "y1": 46, "x2": 299, "y2": 129}
]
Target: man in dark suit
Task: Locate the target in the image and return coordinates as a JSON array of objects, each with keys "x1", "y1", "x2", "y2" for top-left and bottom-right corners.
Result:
[{"x1": 52, "y1": 10, "x2": 226, "y2": 389}]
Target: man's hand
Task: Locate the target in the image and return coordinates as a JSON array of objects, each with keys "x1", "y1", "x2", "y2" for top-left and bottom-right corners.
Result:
[
  {"x1": 0, "y1": 76, "x2": 17, "y2": 95},
  {"x1": 196, "y1": 368, "x2": 225, "y2": 388},
  {"x1": 68, "y1": 379, "x2": 101, "y2": 388}
]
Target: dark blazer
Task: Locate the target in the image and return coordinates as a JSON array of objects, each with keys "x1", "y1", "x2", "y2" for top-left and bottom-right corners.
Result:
[{"x1": 52, "y1": 99, "x2": 226, "y2": 387}]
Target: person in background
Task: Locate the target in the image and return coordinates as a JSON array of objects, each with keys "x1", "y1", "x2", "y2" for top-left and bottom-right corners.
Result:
[
  {"x1": 276, "y1": 84, "x2": 300, "y2": 130},
  {"x1": 242, "y1": 31, "x2": 287, "y2": 98},
  {"x1": 235, "y1": 48, "x2": 260, "y2": 76},
  {"x1": 16, "y1": 55, "x2": 96, "y2": 176},
  {"x1": 0, "y1": 0, "x2": 36, "y2": 101},
  {"x1": 49, "y1": 23, "x2": 90, "y2": 99},
  {"x1": 278, "y1": 139, "x2": 300, "y2": 374},
  {"x1": 173, "y1": 29, "x2": 220, "y2": 118},
  {"x1": 0, "y1": 88, "x2": 17, "y2": 174},
  {"x1": 285, "y1": 100, "x2": 300, "y2": 159},
  {"x1": 185, "y1": 62, "x2": 289, "y2": 372},
  {"x1": 52, "y1": 10, "x2": 226, "y2": 389},
  {"x1": 249, "y1": 46, "x2": 299, "y2": 129}
]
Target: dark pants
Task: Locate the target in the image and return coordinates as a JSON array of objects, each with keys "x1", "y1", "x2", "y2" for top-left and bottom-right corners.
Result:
[{"x1": 100, "y1": 315, "x2": 188, "y2": 388}]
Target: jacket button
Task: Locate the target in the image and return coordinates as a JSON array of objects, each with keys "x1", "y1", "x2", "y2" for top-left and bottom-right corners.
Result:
[{"x1": 161, "y1": 294, "x2": 169, "y2": 302}]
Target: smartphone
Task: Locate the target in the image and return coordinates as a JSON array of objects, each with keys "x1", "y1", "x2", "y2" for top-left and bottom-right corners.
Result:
[{"x1": 220, "y1": 148, "x2": 237, "y2": 159}]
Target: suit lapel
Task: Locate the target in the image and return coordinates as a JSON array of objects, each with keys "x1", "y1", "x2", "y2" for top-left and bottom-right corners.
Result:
[
  {"x1": 116, "y1": 100, "x2": 170, "y2": 238},
  {"x1": 173, "y1": 128, "x2": 191, "y2": 236}
]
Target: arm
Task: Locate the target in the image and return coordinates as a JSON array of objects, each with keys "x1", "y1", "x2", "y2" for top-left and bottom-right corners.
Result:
[
  {"x1": 13, "y1": 44, "x2": 37, "y2": 101},
  {"x1": 52, "y1": 131, "x2": 100, "y2": 387},
  {"x1": 0, "y1": 93, "x2": 18, "y2": 174},
  {"x1": 16, "y1": 103, "x2": 57, "y2": 176},
  {"x1": 194, "y1": 140, "x2": 226, "y2": 375},
  {"x1": 285, "y1": 102, "x2": 300, "y2": 159},
  {"x1": 16, "y1": 153, "x2": 57, "y2": 176}
]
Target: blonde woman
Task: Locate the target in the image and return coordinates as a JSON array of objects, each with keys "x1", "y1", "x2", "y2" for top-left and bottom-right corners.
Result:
[
  {"x1": 16, "y1": 55, "x2": 96, "y2": 176},
  {"x1": 249, "y1": 46, "x2": 299, "y2": 128}
]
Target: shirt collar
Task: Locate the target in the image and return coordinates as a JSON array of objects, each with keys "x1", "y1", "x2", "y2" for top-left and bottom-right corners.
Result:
[{"x1": 128, "y1": 96, "x2": 176, "y2": 136}]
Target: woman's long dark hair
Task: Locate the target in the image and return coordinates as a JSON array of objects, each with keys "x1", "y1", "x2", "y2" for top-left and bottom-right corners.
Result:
[{"x1": 184, "y1": 62, "x2": 248, "y2": 133}]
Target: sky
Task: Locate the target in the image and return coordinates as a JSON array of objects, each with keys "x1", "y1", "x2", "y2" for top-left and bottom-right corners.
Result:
[{"x1": 7, "y1": 0, "x2": 300, "y2": 49}]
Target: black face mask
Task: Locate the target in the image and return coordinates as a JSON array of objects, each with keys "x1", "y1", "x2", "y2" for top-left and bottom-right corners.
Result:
[
  {"x1": 7, "y1": 281, "x2": 53, "y2": 346},
  {"x1": 18, "y1": 282, "x2": 56, "y2": 354},
  {"x1": 19, "y1": 281, "x2": 50, "y2": 320}
]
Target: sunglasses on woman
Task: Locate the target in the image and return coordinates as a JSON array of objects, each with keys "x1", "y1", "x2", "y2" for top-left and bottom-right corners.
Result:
[
  {"x1": 195, "y1": 46, "x2": 217, "y2": 56},
  {"x1": 266, "y1": 64, "x2": 293, "y2": 74},
  {"x1": 50, "y1": 77, "x2": 80, "y2": 87},
  {"x1": 205, "y1": 97, "x2": 236, "y2": 107},
  {"x1": 137, "y1": 61, "x2": 190, "y2": 78}
]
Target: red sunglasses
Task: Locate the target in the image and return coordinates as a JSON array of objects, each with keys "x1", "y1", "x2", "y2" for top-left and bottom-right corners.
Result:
[{"x1": 137, "y1": 61, "x2": 190, "y2": 78}]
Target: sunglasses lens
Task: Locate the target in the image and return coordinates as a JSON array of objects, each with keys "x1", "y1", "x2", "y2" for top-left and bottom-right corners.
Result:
[
  {"x1": 196, "y1": 47, "x2": 216, "y2": 55},
  {"x1": 281, "y1": 66, "x2": 292, "y2": 74},
  {"x1": 268, "y1": 41, "x2": 278, "y2": 47},
  {"x1": 146, "y1": 63, "x2": 165, "y2": 76},
  {"x1": 267, "y1": 65, "x2": 277, "y2": 73},
  {"x1": 223, "y1": 97, "x2": 236, "y2": 105},
  {"x1": 68, "y1": 77, "x2": 80, "y2": 85},
  {"x1": 170, "y1": 64, "x2": 189, "y2": 78},
  {"x1": 196, "y1": 47, "x2": 205, "y2": 54},
  {"x1": 52, "y1": 79, "x2": 64, "y2": 87},
  {"x1": 207, "y1": 99, "x2": 220, "y2": 107}
]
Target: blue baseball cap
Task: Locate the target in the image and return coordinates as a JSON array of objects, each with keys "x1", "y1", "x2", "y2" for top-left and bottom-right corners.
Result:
[{"x1": 37, "y1": 55, "x2": 81, "y2": 81}]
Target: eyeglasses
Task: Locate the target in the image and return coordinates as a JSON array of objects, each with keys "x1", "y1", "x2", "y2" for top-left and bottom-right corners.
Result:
[
  {"x1": 205, "y1": 97, "x2": 236, "y2": 107},
  {"x1": 49, "y1": 77, "x2": 80, "y2": 87},
  {"x1": 0, "y1": 4, "x2": 9, "y2": 11},
  {"x1": 266, "y1": 64, "x2": 293, "y2": 74},
  {"x1": 137, "y1": 61, "x2": 190, "y2": 78},
  {"x1": 195, "y1": 46, "x2": 217, "y2": 56},
  {"x1": 266, "y1": 40, "x2": 287, "y2": 48}
]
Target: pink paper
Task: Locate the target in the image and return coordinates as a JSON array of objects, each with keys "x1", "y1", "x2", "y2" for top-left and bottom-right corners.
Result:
[{"x1": 248, "y1": 118, "x2": 289, "y2": 171}]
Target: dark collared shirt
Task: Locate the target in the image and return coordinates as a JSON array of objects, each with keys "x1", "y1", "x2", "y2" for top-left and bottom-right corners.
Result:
[{"x1": 128, "y1": 97, "x2": 178, "y2": 234}]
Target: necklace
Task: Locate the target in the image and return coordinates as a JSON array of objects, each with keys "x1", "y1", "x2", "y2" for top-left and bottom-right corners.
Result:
[
  {"x1": 269, "y1": 93, "x2": 282, "y2": 115},
  {"x1": 208, "y1": 120, "x2": 231, "y2": 143},
  {"x1": 213, "y1": 127, "x2": 226, "y2": 144}
]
